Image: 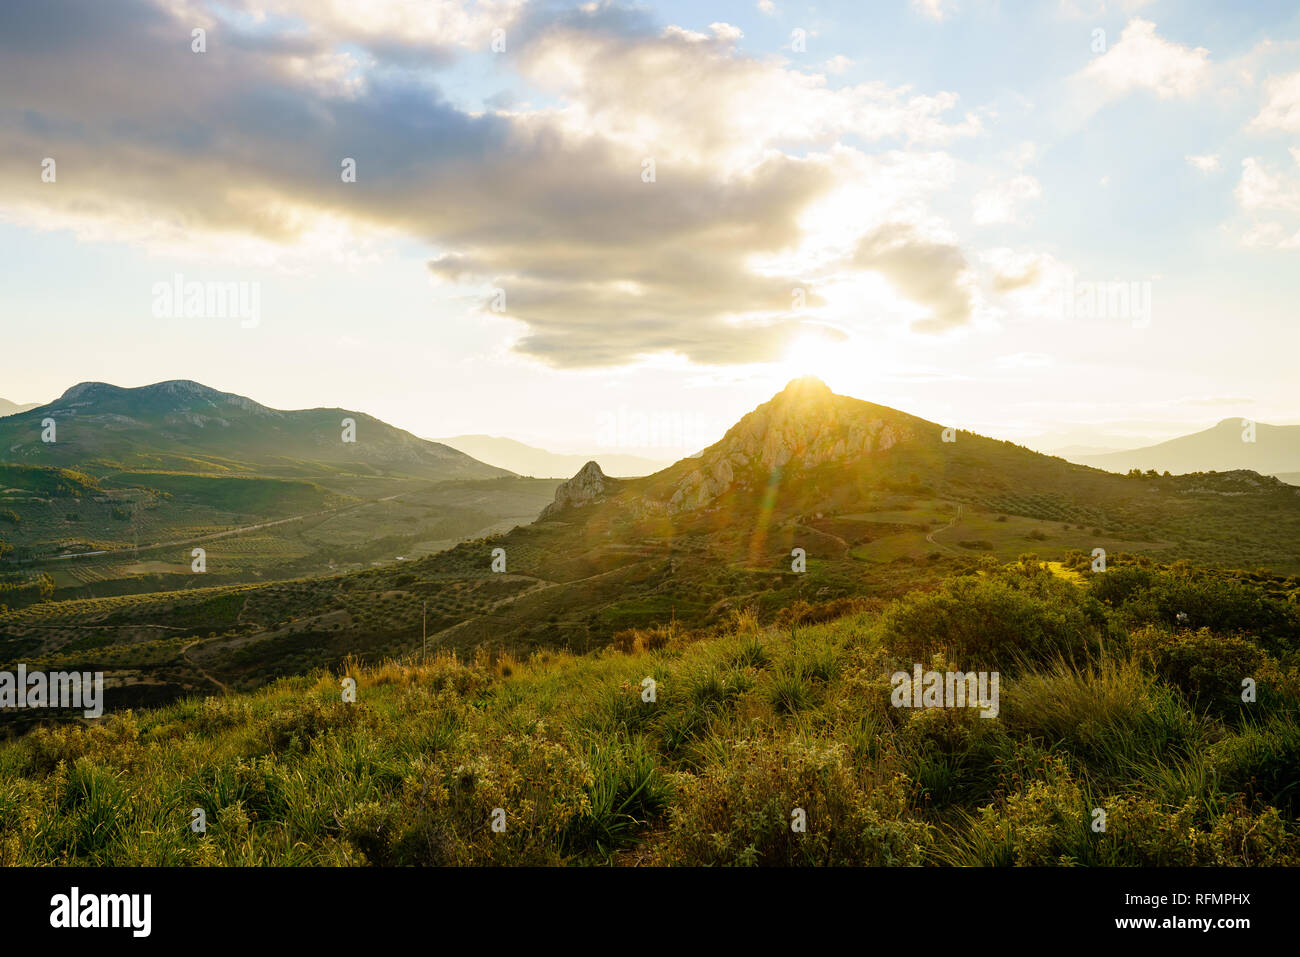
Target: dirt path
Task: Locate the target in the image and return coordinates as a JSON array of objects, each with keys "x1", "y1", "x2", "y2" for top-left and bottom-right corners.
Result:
[
  {"x1": 925, "y1": 503, "x2": 963, "y2": 551},
  {"x1": 790, "y1": 522, "x2": 852, "y2": 557},
  {"x1": 181, "y1": 637, "x2": 231, "y2": 695},
  {"x1": 423, "y1": 562, "x2": 647, "y2": 648}
]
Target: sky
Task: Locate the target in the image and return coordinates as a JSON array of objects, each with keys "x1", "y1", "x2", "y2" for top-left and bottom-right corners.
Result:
[{"x1": 2, "y1": 0, "x2": 1299, "y2": 459}]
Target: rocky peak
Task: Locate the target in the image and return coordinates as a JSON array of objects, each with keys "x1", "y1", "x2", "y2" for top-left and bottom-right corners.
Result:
[
  {"x1": 539, "y1": 460, "x2": 611, "y2": 520},
  {"x1": 664, "y1": 379, "x2": 913, "y2": 513},
  {"x1": 774, "y1": 375, "x2": 834, "y2": 402}
]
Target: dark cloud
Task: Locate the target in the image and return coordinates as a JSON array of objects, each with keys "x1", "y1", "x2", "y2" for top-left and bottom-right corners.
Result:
[{"x1": 0, "y1": 0, "x2": 975, "y2": 367}]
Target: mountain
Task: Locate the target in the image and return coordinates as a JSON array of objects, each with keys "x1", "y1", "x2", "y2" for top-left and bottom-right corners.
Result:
[
  {"x1": 8, "y1": 377, "x2": 1300, "y2": 720},
  {"x1": 435, "y1": 434, "x2": 671, "y2": 477},
  {"x1": 388, "y1": 376, "x2": 1299, "y2": 652},
  {"x1": 0, "y1": 380, "x2": 509, "y2": 480},
  {"x1": 545, "y1": 375, "x2": 1099, "y2": 520},
  {"x1": 1072, "y1": 419, "x2": 1300, "y2": 477},
  {"x1": 0, "y1": 398, "x2": 41, "y2": 417},
  {"x1": 531, "y1": 378, "x2": 1300, "y2": 533}
]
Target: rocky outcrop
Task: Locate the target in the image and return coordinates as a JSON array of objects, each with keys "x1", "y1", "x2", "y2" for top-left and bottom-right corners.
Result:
[
  {"x1": 539, "y1": 460, "x2": 610, "y2": 520},
  {"x1": 665, "y1": 377, "x2": 911, "y2": 513}
]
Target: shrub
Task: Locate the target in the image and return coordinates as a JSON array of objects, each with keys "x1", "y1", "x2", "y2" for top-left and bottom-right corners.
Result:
[
  {"x1": 1129, "y1": 626, "x2": 1288, "y2": 717},
  {"x1": 661, "y1": 738, "x2": 929, "y2": 865},
  {"x1": 880, "y1": 574, "x2": 1103, "y2": 670},
  {"x1": 610, "y1": 622, "x2": 677, "y2": 654}
]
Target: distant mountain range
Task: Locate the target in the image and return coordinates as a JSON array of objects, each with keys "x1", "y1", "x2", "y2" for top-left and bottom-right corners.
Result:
[
  {"x1": 435, "y1": 434, "x2": 671, "y2": 478},
  {"x1": 1069, "y1": 419, "x2": 1300, "y2": 479},
  {"x1": 0, "y1": 398, "x2": 41, "y2": 417},
  {"x1": 0, "y1": 380, "x2": 508, "y2": 480}
]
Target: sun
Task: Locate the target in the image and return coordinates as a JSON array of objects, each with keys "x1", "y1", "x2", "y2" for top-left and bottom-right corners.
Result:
[{"x1": 780, "y1": 331, "x2": 859, "y2": 387}]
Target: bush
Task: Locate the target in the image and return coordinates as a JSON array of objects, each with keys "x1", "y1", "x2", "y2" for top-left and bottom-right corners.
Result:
[
  {"x1": 661, "y1": 738, "x2": 929, "y2": 865},
  {"x1": 1129, "y1": 625, "x2": 1297, "y2": 717},
  {"x1": 1097, "y1": 568, "x2": 1300, "y2": 649},
  {"x1": 880, "y1": 574, "x2": 1103, "y2": 670}
]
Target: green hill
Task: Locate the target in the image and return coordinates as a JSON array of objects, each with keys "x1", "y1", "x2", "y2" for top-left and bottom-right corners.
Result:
[
  {"x1": 0, "y1": 556, "x2": 1295, "y2": 865},
  {"x1": 0, "y1": 380, "x2": 510, "y2": 481}
]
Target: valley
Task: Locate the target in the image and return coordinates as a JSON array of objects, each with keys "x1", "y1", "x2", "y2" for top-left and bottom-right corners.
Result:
[
  {"x1": 4, "y1": 377, "x2": 1298, "y2": 731},
  {"x1": 1, "y1": 377, "x2": 1297, "y2": 868}
]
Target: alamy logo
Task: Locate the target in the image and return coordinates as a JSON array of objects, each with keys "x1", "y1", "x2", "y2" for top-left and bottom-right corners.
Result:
[
  {"x1": 152, "y1": 273, "x2": 261, "y2": 328},
  {"x1": 594, "y1": 406, "x2": 718, "y2": 451},
  {"x1": 890, "y1": 665, "x2": 1000, "y2": 718},
  {"x1": 50, "y1": 887, "x2": 151, "y2": 937},
  {"x1": 1057, "y1": 276, "x2": 1151, "y2": 328},
  {"x1": 0, "y1": 666, "x2": 103, "y2": 718}
]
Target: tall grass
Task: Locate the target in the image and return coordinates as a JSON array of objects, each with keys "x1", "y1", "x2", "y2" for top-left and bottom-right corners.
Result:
[{"x1": 1, "y1": 564, "x2": 1296, "y2": 866}]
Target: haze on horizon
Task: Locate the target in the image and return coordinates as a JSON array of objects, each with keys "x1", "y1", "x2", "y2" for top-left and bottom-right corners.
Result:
[{"x1": 2, "y1": 0, "x2": 1298, "y2": 460}]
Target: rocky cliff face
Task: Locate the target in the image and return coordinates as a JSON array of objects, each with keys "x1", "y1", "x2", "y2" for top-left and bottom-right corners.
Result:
[
  {"x1": 665, "y1": 377, "x2": 911, "y2": 512},
  {"x1": 539, "y1": 460, "x2": 611, "y2": 520}
]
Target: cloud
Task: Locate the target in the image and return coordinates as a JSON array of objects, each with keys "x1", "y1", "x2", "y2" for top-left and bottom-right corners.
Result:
[
  {"x1": 912, "y1": 0, "x2": 951, "y2": 22},
  {"x1": 0, "y1": 0, "x2": 987, "y2": 369},
  {"x1": 981, "y1": 247, "x2": 1074, "y2": 321},
  {"x1": 512, "y1": 18, "x2": 982, "y2": 167},
  {"x1": 1079, "y1": 19, "x2": 1209, "y2": 101},
  {"x1": 1240, "y1": 222, "x2": 1300, "y2": 249},
  {"x1": 218, "y1": 0, "x2": 524, "y2": 63},
  {"x1": 1236, "y1": 153, "x2": 1300, "y2": 212},
  {"x1": 1186, "y1": 153, "x2": 1220, "y2": 173},
  {"x1": 1250, "y1": 70, "x2": 1300, "y2": 133},
  {"x1": 851, "y1": 224, "x2": 976, "y2": 333},
  {"x1": 972, "y1": 175, "x2": 1042, "y2": 225}
]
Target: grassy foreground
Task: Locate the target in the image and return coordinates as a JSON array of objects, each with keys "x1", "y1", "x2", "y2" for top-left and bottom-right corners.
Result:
[{"x1": 1, "y1": 558, "x2": 1297, "y2": 866}]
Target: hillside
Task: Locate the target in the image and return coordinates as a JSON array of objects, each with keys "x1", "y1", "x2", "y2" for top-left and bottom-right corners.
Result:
[
  {"x1": 0, "y1": 382, "x2": 551, "y2": 592},
  {"x1": 0, "y1": 380, "x2": 510, "y2": 481},
  {"x1": 2, "y1": 380, "x2": 1299, "y2": 868},
  {"x1": 526, "y1": 378, "x2": 1300, "y2": 570},
  {"x1": 436, "y1": 435, "x2": 671, "y2": 478},
  {"x1": 1073, "y1": 418, "x2": 1300, "y2": 477},
  {"x1": 1, "y1": 556, "x2": 1296, "y2": 865},
  {"x1": 11, "y1": 377, "x2": 1298, "y2": 728}
]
